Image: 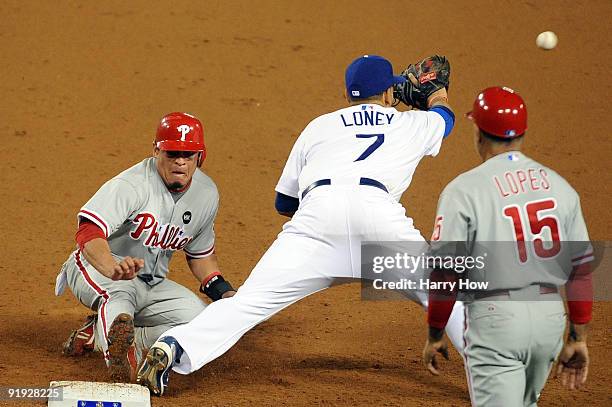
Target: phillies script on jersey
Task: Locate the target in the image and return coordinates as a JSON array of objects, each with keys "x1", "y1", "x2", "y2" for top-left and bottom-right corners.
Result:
[{"x1": 129, "y1": 213, "x2": 193, "y2": 250}]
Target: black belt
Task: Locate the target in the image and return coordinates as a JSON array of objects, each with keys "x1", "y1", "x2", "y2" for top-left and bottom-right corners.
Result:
[
  {"x1": 301, "y1": 177, "x2": 388, "y2": 199},
  {"x1": 474, "y1": 284, "x2": 558, "y2": 300}
]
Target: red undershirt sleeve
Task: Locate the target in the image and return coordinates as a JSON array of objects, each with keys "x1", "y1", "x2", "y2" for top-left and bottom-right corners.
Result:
[
  {"x1": 565, "y1": 263, "x2": 593, "y2": 324},
  {"x1": 427, "y1": 268, "x2": 458, "y2": 329},
  {"x1": 75, "y1": 218, "x2": 106, "y2": 250}
]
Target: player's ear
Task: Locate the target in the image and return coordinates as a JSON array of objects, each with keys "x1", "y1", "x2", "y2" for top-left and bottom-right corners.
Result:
[
  {"x1": 153, "y1": 146, "x2": 161, "y2": 158},
  {"x1": 383, "y1": 87, "x2": 394, "y2": 106},
  {"x1": 344, "y1": 88, "x2": 350, "y2": 103}
]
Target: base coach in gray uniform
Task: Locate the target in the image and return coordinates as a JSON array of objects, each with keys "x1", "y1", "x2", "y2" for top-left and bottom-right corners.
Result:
[
  {"x1": 421, "y1": 87, "x2": 593, "y2": 406},
  {"x1": 55, "y1": 112, "x2": 236, "y2": 382}
]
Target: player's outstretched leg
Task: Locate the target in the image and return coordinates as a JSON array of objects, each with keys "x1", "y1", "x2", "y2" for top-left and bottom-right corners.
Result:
[
  {"x1": 445, "y1": 301, "x2": 465, "y2": 355},
  {"x1": 136, "y1": 336, "x2": 183, "y2": 396}
]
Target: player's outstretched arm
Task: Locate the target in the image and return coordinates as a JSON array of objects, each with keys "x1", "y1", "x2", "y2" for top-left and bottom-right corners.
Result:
[
  {"x1": 81, "y1": 238, "x2": 143, "y2": 280},
  {"x1": 187, "y1": 255, "x2": 236, "y2": 300},
  {"x1": 426, "y1": 88, "x2": 455, "y2": 139},
  {"x1": 427, "y1": 88, "x2": 452, "y2": 112},
  {"x1": 556, "y1": 323, "x2": 590, "y2": 390},
  {"x1": 394, "y1": 55, "x2": 451, "y2": 112}
]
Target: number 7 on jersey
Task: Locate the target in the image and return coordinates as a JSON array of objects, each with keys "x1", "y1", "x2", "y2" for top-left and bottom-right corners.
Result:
[{"x1": 354, "y1": 134, "x2": 384, "y2": 161}]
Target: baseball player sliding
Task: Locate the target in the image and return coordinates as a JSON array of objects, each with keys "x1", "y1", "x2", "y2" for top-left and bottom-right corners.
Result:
[
  {"x1": 136, "y1": 54, "x2": 466, "y2": 396},
  {"x1": 422, "y1": 87, "x2": 593, "y2": 406},
  {"x1": 56, "y1": 112, "x2": 236, "y2": 382}
]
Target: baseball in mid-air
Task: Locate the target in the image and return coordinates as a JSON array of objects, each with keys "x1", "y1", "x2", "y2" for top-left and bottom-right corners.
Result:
[{"x1": 536, "y1": 31, "x2": 558, "y2": 50}]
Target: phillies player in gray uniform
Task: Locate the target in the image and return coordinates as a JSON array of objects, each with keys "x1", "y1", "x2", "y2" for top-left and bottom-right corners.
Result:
[
  {"x1": 422, "y1": 87, "x2": 593, "y2": 406},
  {"x1": 55, "y1": 112, "x2": 235, "y2": 382}
]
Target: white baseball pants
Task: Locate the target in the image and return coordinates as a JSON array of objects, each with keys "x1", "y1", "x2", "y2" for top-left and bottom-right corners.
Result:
[{"x1": 164, "y1": 185, "x2": 465, "y2": 374}]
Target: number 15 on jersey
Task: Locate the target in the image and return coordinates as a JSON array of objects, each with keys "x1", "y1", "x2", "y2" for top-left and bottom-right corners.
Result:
[{"x1": 503, "y1": 198, "x2": 561, "y2": 263}]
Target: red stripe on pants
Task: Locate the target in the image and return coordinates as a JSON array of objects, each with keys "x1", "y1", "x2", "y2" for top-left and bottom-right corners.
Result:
[{"x1": 75, "y1": 250, "x2": 111, "y2": 359}]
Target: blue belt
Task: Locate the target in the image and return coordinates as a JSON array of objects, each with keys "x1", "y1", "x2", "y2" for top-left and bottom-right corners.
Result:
[
  {"x1": 301, "y1": 177, "x2": 388, "y2": 199},
  {"x1": 138, "y1": 275, "x2": 153, "y2": 283}
]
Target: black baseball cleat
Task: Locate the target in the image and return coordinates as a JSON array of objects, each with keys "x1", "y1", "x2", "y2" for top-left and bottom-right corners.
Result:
[{"x1": 136, "y1": 336, "x2": 183, "y2": 396}]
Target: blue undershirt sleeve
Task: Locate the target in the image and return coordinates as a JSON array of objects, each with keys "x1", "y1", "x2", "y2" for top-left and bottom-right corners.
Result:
[
  {"x1": 275, "y1": 192, "x2": 299, "y2": 213},
  {"x1": 429, "y1": 105, "x2": 455, "y2": 138}
]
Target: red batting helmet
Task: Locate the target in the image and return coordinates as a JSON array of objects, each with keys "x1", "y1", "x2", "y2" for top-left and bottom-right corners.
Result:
[
  {"x1": 467, "y1": 87, "x2": 527, "y2": 138},
  {"x1": 155, "y1": 112, "x2": 206, "y2": 164}
]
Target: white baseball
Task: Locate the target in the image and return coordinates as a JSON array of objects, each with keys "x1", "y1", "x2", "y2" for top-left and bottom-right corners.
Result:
[{"x1": 536, "y1": 31, "x2": 558, "y2": 50}]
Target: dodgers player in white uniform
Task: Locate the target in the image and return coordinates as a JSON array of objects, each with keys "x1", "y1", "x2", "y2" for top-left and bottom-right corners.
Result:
[
  {"x1": 422, "y1": 87, "x2": 594, "y2": 406},
  {"x1": 137, "y1": 55, "x2": 465, "y2": 396},
  {"x1": 56, "y1": 112, "x2": 236, "y2": 382}
]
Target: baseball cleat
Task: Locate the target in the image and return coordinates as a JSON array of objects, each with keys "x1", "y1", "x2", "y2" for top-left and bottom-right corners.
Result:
[
  {"x1": 62, "y1": 314, "x2": 97, "y2": 356},
  {"x1": 136, "y1": 336, "x2": 183, "y2": 396},
  {"x1": 107, "y1": 313, "x2": 136, "y2": 383}
]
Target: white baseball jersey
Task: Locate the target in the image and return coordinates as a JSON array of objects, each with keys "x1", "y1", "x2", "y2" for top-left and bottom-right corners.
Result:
[
  {"x1": 431, "y1": 151, "x2": 593, "y2": 290},
  {"x1": 162, "y1": 103, "x2": 469, "y2": 376},
  {"x1": 275, "y1": 103, "x2": 446, "y2": 202},
  {"x1": 78, "y1": 157, "x2": 219, "y2": 285}
]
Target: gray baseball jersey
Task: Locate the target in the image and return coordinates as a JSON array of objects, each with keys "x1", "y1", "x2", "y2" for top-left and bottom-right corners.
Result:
[
  {"x1": 56, "y1": 157, "x2": 218, "y2": 364},
  {"x1": 77, "y1": 157, "x2": 218, "y2": 285},
  {"x1": 431, "y1": 150, "x2": 592, "y2": 406},
  {"x1": 431, "y1": 151, "x2": 592, "y2": 288}
]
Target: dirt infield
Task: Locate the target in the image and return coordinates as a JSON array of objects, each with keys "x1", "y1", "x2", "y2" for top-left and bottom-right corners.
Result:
[{"x1": 1, "y1": 1, "x2": 610, "y2": 406}]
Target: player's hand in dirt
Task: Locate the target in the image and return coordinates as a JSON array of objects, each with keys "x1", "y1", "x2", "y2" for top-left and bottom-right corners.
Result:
[
  {"x1": 556, "y1": 340, "x2": 589, "y2": 390},
  {"x1": 111, "y1": 256, "x2": 144, "y2": 280},
  {"x1": 423, "y1": 334, "x2": 449, "y2": 376}
]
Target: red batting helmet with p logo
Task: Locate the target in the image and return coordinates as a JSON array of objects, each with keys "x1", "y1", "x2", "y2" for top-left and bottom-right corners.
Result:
[{"x1": 155, "y1": 112, "x2": 206, "y2": 165}]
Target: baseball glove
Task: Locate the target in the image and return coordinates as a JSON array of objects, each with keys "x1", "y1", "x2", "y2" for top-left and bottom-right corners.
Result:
[{"x1": 393, "y1": 55, "x2": 450, "y2": 110}]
